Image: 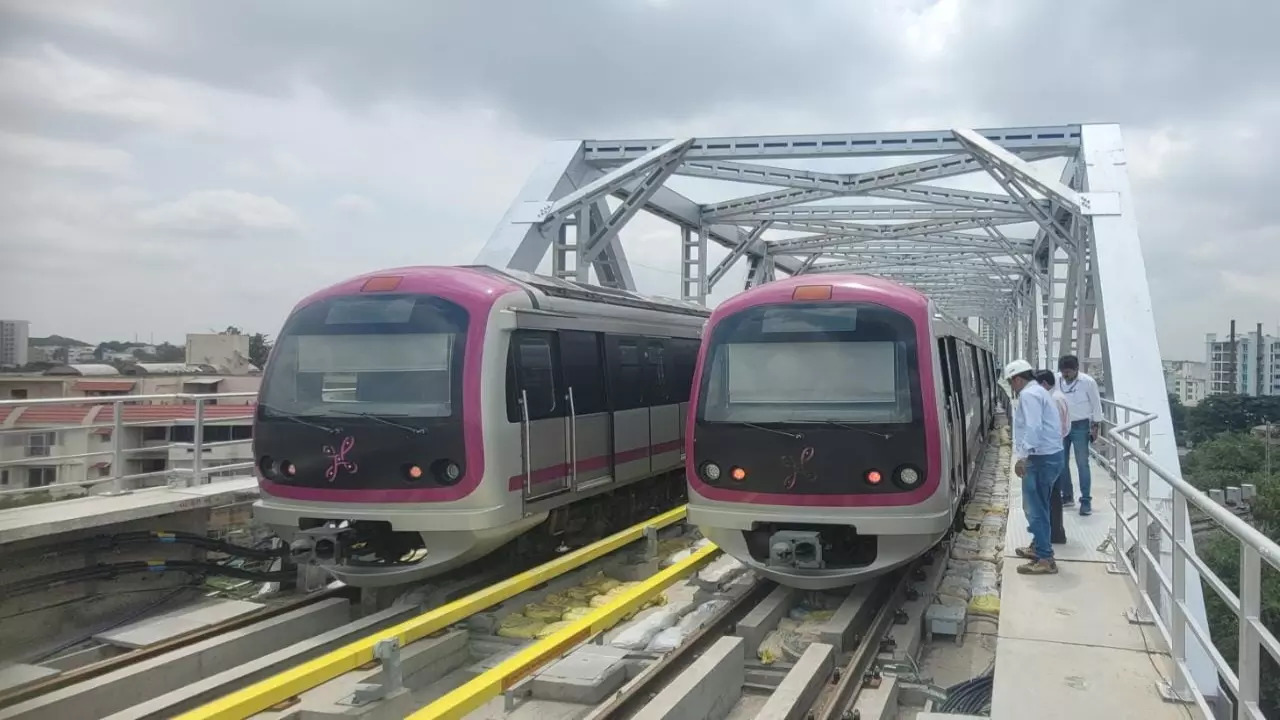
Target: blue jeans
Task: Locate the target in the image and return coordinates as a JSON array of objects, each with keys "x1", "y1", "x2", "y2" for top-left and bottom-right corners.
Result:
[
  {"x1": 1058, "y1": 420, "x2": 1092, "y2": 504},
  {"x1": 1025, "y1": 452, "x2": 1064, "y2": 560}
]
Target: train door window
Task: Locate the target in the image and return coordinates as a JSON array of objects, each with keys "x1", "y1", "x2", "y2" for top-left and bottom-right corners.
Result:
[
  {"x1": 645, "y1": 340, "x2": 669, "y2": 406},
  {"x1": 968, "y1": 345, "x2": 983, "y2": 390},
  {"x1": 507, "y1": 331, "x2": 560, "y2": 421},
  {"x1": 937, "y1": 338, "x2": 953, "y2": 400},
  {"x1": 558, "y1": 330, "x2": 607, "y2": 415},
  {"x1": 607, "y1": 336, "x2": 646, "y2": 410},
  {"x1": 945, "y1": 338, "x2": 966, "y2": 402},
  {"x1": 666, "y1": 338, "x2": 700, "y2": 404}
]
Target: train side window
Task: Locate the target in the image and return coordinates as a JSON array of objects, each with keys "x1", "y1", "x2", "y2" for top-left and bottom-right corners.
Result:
[
  {"x1": 558, "y1": 330, "x2": 607, "y2": 415},
  {"x1": 607, "y1": 336, "x2": 646, "y2": 410},
  {"x1": 666, "y1": 338, "x2": 700, "y2": 404},
  {"x1": 507, "y1": 331, "x2": 560, "y2": 421}
]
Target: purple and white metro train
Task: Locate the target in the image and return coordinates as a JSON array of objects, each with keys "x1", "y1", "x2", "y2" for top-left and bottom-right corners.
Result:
[
  {"x1": 686, "y1": 274, "x2": 999, "y2": 589},
  {"x1": 252, "y1": 266, "x2": 708, "y2": 586}
]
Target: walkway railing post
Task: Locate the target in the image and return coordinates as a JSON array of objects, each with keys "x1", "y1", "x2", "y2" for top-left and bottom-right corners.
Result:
[
  {"x1": 1170, "y1": 487, "x2": 1190, "y2": 699},
  {"x1": 1238, "y1": 545, "x2": 1262, "y2": 716},
  {"x1": 112, "y1": 399, "x2": 126, "y2": 494},
  {"x1": 1135, "y1": 421, "x2": 1151, "y2": 619},
  {"x1": 192, "y1": 397, "x2": 205, "y2": 485}
]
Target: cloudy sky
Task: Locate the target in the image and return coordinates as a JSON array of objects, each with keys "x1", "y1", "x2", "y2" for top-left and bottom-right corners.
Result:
[{"x1": 0, "y1": 0, "x2": 1275, "y2": 361}]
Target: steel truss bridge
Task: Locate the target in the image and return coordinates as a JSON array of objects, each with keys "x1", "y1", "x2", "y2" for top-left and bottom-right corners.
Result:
[{"x1": 474, "y1": 124, "x2": 1244, "y2": 715}]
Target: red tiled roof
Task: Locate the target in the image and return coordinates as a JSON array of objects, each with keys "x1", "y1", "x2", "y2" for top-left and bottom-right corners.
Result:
[
  {"x1": 14, "y1": 406, "x2": 95, "y2": 425},
  {"x1": 73, "y1": 381, "x2": 137, "y2": 392},
  {"x1": 0, "y1": 407, "x2": 14, "y2": 423}
]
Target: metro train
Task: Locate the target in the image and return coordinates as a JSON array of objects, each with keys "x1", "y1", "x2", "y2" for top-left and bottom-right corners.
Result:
[
  {"x1": 685, "y1": 274, "x2": 999, "y2": 589},
  {"x1": 252, "y1": 265, "x2": 709, "y2": 586}
]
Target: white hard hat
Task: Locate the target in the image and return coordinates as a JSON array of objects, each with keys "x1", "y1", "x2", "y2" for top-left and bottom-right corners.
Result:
[{"x1": 1002, "y1": 359, "x2": 1034, "y2": 381}]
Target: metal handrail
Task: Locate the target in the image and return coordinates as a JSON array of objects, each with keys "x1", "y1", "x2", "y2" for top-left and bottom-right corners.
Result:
[
  {"x1": 1095, "y1": 398, "x2": 1280, "y2": 719},
  {"x1": 0, "y1": 392, "x2": 259, "y2": 505}
]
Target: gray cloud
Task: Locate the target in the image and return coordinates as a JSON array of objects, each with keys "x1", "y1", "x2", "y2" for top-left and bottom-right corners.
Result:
[{"x1": 0, "y1": 0, "x2": 1277, "y2": 361}]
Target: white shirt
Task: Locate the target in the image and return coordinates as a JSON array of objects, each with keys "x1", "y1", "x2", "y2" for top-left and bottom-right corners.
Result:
[
  {"x1": 1051, "y1": 388, "x2": 1070, "y2": 438},
  {"x1": 1013, "y1": 383, "x2": 1062, "y2": 461},
  {"x1": 1056, "y1": 371, "x2": 1103, "y2": 423}
]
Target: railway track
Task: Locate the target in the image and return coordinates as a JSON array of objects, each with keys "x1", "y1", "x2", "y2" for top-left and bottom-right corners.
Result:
[
  {"x1": 0, "y1": 507, "x2": 695, "y2": 720},
  {"x1": 4, "y1": 439, "x2": 1007, "y2": 720}
]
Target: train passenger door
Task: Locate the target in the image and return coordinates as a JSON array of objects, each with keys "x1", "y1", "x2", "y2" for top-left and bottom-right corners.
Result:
[
  {"x1": 944, "y1": 337, "x2": 971, "y2": 475},
  {"x1": 968, "y1": 345, "x2": 987, "y2": 439},
  {"x1": 646, "y1": 339, "x2": 681, "y2": 473},
  {"x1": 509, "y1": 331, "x2": 568, "y2": 499},
  {"x1": 606, "y1": 337, "x2": 651, "y2": 484},
  {"x1": 938, "y1": 338, "x2": 964, "y2": 498},
  {"x1": 558, "y1": 330, "x2": 611, "y2": 490}
]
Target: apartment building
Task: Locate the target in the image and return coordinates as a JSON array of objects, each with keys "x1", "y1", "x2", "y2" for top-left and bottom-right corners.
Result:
[
  {"x1": 1206, "y1": 326, "x2": 1280, "y2": 396},
  {"x1": 0, "y1": 320, "x2": 29, "y2": 368},
  {"x1": 0, "y1": 365, "x2": 260, "y2": 495},
  {"x1": 1164, "y1": 360, "x2": 1208, "y2": 407}
]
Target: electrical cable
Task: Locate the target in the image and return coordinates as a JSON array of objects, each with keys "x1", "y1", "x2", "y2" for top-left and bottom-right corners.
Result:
[{"x1": 27, "y1": 584, "x2": 197, "y2": 663}]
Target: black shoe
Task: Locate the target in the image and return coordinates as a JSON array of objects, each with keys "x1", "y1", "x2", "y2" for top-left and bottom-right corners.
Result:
[
  {"x1": 1080, "y1": 501, "x2": 1092, "y2": 516},
  {"x1": 1062, "y1": 499, "x2": 1076, "y2": 508}
]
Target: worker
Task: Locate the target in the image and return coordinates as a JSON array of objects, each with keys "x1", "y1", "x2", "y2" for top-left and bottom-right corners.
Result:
[
  {"x1": 1056, "y1": 355, "x2": 1104, "y2": 516},
  {"x1": 1036, "y1": 369, "x2": 1069, "y2": 545},
  {"x1": 1002, "y1": 359, "x2": 1064, "y2": 575}
]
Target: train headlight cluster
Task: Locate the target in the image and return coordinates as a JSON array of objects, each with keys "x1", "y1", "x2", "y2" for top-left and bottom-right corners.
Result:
[
  {"x1": 701, "y1": 462, "x2": 722, "y2": 482},
  {"x1": 895, "y1": 465, "x2": 922, "y2": 489}
]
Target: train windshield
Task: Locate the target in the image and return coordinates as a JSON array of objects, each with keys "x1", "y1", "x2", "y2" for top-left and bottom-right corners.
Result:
[
  {"x1": 260, "y1": 294, "x2": 468, "y2": 418},
  {"x1": 697, "y1": 302, "x2": 920, "y2": 424}
]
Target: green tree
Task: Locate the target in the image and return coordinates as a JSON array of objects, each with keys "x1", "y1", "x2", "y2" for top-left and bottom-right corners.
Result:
[
  {"x1": 1186, "y1": 395, "x2": 1280, "y2": 444},
  {"x1": 1169, "y1": 393, "x2": 1188, "y2": 445},
  {"x1": 248, "y1": 333, "x2": 272, "y2": 368},
  {"x1": 1184, "y1": 433, "x2": 1268, "y2": 480}
]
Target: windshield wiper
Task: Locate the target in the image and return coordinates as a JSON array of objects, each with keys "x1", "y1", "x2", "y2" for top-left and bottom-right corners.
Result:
[
  {"x1": 733, "y1": 421, "x2": 803, "y2": 440},
  {"x1": 258, "y1": 404, "x2": 340, "y2": 434},
  {"x1": 327, "y1": 410, "x2": 427, "y2": 435},
  {"x1": 788, "y1": 420, "x2": 893, "y2": 439}
]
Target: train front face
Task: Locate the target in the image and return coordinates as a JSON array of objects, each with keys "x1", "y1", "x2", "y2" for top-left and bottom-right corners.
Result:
[
  {"x1": 686, "y1": 279, "x2": 950, "y2": 590},
  {"x1": 252, "y1": 268, "x2": 528, "y2": 586}
]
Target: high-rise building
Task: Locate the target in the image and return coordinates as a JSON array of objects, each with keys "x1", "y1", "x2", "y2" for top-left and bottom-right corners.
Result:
[
  {"x1": 1205, "y1": 324, "x2": 1280, "y2": 396},
  {"x1": 0, "y1": 320, "x2": 29, "y2": 368}
]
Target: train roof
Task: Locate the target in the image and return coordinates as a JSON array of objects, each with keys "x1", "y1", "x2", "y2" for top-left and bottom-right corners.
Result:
[{"x1": 462, "y1": 266, "x2": 711, "y2": 318}]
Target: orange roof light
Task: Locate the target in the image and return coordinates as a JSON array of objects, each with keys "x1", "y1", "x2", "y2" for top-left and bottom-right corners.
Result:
[
  {"x1": 866, "y1": 470, "x2": 883, "y2": 485},
  {"x1": 792, "y1": 285, "x2": 833, "y2": 301},
  {"x1": 361, "y1": 275, "x2": 403, "y2": 292}
]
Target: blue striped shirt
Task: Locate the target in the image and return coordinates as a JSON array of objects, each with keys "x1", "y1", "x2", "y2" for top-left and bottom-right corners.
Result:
[{"x1": 1013, "y1": 383, "x2": 1063, "y2": 460}]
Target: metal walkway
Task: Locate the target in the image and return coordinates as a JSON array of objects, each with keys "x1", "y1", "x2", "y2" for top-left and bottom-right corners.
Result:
[{"x1": 998, "y1": 455, "x2": 1193, "y2": 720}]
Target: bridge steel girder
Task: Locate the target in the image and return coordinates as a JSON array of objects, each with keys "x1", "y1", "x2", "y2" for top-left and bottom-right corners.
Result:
[{"x1": 480, "y1": 128, "x2": 1210, "y2": 707}]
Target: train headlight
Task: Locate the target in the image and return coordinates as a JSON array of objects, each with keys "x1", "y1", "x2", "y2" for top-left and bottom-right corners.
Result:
[
  {"x1": 432, "y1": 459, "x2": 462, "y2": 485},
  {"x1": 701, "y1": 462, "x2": 722, "y2": 482},
  {"x1": 258, "y1": 455, "x2": 276, "y2": 478},
  {"x1": 281, "y1": 460, "x2": 297, "y2": 477},
  {"x1": 895, "y1": 465, "x2": 922, "y2": 489},
  {"x1": 865, "y1": 469, "x2": 883, "y2": 485}
]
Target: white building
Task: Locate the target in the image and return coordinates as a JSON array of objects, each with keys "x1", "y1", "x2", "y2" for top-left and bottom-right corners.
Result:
[
  {"x1": 0, "y1": 321, "x2": 30, "y2": 368},
  {"x1": 1164, "y1": 360, "x2": 1208, "y2": 406},
  {"x1": 1206, "y1": 328, "x2": 1280, "y2": 396},
  {"x1": 186, "y1": 333, "x2": 256, "y2": 375}
]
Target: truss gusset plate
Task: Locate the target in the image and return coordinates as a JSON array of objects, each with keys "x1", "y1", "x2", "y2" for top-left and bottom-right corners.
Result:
[{"x1": 580, "y1": 145, "x2": 691, "y2": 265}]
